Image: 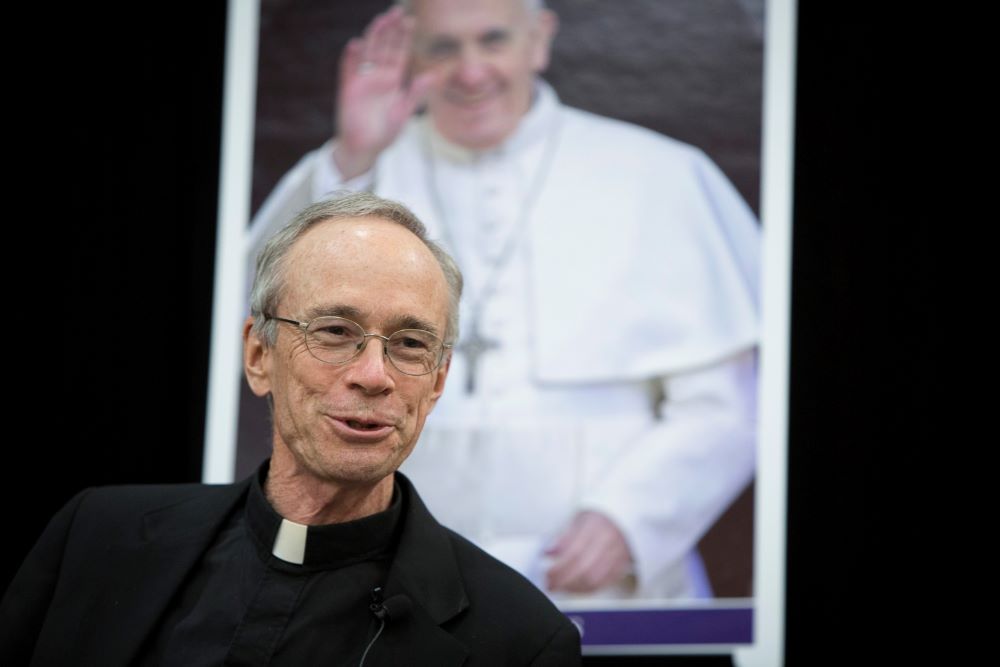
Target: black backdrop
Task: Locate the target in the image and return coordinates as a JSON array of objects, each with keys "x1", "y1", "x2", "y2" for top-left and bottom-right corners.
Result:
[{"x1": 6, "y1": 3, "x2": 921, "y2": 665}]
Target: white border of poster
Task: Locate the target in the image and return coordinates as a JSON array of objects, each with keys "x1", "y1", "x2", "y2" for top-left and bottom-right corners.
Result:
[{"x1": 205, "y1": 1, "x2": 795, "y2": 663}]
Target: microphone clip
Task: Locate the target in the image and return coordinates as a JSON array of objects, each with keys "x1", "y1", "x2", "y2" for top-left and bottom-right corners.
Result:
[{"x1": 369, "y1": 586, "x2": 388, "y2": 620}]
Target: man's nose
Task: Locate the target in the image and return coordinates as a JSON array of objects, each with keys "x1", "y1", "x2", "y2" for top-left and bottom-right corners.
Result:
[
  {"x1": 344, "y1": 336, "x2": 395, "y2": 395},
  {"x1": 454, "y1": 47, "x2": 490, "y2": 87}
]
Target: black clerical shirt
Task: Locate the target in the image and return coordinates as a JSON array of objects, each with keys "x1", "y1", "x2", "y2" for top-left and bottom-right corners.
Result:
[{"x1": 139, "y1": 463, "x2": 403, "y2": 666}]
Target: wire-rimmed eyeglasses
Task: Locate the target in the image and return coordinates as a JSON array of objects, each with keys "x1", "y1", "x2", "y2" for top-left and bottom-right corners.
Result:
[{"x1": 264, "y1": 314, "x2": 451, "y2": 376}]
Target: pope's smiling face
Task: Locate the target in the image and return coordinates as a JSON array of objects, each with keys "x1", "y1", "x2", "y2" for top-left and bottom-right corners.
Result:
[
  {"x1": 245, "y1": 217, "x2": 452, "y2": 488},
  {"x1": 410, "y1": 0, "x2": 557, "y2": 150}
]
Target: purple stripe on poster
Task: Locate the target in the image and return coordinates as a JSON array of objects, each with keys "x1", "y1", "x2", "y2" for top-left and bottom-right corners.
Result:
[{"x1": 565, "y1": 607, "x2": 753, "y2": 646}]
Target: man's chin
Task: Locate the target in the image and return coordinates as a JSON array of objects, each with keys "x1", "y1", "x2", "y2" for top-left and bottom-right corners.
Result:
[
  {"x1": 449, "y1": 126, "x2": 511, "y2": 151},
  {"x1": 434, "y1": 112, "x2": 513, "y2": 151},
  {"x1": 316, "y1": 447, "x2": 407, "y2": 486}
]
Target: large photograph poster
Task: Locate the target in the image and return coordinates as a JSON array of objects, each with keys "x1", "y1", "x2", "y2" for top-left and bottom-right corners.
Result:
[{"x1": 209, "y1": 0, "x2": 792, "y2": 660}]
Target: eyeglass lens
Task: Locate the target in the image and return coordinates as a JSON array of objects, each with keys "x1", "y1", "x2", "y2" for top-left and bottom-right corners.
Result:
[{"x1": 305, "y1": 316, "x2": 442, "y2": 375}]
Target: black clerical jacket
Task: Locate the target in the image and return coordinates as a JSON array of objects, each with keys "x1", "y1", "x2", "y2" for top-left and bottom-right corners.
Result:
[{"x1": 1, "y1": 473, "x2": 580, "y2": 666}]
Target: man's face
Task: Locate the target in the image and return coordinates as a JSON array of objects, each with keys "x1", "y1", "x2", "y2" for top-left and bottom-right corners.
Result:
[
  {"x1": 410, "y1": 0, "x2": 556, "y2": 150},
  {"x1": 245, "y1": 217, "x2": 451, "y2": 488}
]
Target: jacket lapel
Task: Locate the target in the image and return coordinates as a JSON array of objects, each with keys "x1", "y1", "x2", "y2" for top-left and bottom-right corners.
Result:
[
  {"x1": 94, "y1": 479, "x2": 251, "y2": 666},
  {"x1": 364, "y1": 473, "x2": 470, "y2": 667}
]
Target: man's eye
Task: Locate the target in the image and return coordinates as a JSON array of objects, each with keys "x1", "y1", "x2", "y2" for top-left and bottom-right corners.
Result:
[
  {"x1": 480, "y1": 30, "x2": 510, "y2": 49},
  {"x1": 315, "y1": 325, "x2": 351, "y2": 338},
  {"x1": 424, "y1": 39, "x2": 458, "y2": 59},
  {"x1": 397, "y1": 336, "x2": 429, "y2": 350},
  {"x1": 390, "y1": 333, "x2": 435, "y2": 354}
]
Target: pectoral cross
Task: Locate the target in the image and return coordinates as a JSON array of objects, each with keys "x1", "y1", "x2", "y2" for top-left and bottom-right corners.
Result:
[{"x1": 455, "y1": 321, "x2": 499, "y2": 394}]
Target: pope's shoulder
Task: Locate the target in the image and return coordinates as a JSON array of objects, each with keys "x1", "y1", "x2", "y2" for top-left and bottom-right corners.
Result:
[{"x1": 559, "y1": 103, "x2": 707, "y2": 161}]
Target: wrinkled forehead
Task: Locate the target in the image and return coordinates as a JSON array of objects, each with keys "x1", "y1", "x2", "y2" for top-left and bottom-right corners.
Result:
[
  {"x1": 408, "y1": 0, "x2": 533, "y2": 35},
  {"x1": 281, "y1": 218, "x2": 449, "y2": 324}
]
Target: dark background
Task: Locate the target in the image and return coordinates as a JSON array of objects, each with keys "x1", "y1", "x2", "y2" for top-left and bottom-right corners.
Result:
[{"x1": 6, "y1": 2, "x2": 921, "y2": 665}]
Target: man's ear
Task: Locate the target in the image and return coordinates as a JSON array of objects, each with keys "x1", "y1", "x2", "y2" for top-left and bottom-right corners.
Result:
[
  {"x1": 243, "y1": 316, "x2": 272, "y2": 398},
  {"x1": 428, "y1": 351, "x2": 452, "y2": 405},
  {"x1": 530, "y1": 9, "x2": 559, "y2": 73}
]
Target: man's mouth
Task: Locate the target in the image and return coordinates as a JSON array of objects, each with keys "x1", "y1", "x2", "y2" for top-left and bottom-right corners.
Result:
[
  {"x1": 328, "y1": 414, "x2": 396, "y2": 440},
  {"x1": 445, "y1": 88, "x2": 497, "y2": 107},
  {"x1": 345, "y1": 419, "x2": 385, "y2": 431}
]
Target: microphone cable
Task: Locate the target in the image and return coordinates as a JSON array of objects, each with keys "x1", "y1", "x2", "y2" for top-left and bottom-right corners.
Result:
[{"x1": 359, "y1": 587, "x2": 412, "y2": 667}]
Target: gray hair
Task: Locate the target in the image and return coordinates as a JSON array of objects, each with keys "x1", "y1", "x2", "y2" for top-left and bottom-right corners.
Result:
[
  {"x1": 249, "y1": 191, "x2": 463, "y2": 347},
  {"x1": 396, "y1": 0, "x2": 545, "y2": 13}
]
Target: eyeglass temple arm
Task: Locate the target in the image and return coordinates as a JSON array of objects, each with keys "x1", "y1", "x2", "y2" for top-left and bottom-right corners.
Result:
[{"x1": 262, "y1": 314, "x2": 307, "y2": 328}]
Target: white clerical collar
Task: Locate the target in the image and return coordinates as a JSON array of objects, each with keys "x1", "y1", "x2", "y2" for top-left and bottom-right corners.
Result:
[
  {"x1": 272, "y1": 518, "x2": 309, "y2": 564},
  {"x1": 246, "y1": 462, "x2": 403, "y2": 568},
  {"x1": 422, "y1": 78, "x2": 560, "y2": 164}
]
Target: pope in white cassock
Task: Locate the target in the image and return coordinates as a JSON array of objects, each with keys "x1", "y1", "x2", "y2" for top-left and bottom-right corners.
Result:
[{"x1": 247, "y1": 0, "x2": 760, "y2": 600}]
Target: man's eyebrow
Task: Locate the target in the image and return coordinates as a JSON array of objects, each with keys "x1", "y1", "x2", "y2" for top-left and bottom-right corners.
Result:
[
  {"x1": 480, "y1": 28, "x2": 511, "y2": 43},
  {"x1": 424, "y1": 34, "x2": 459, "y2": 44},
  {"x1": 303, "y1": 304, "x2": 365, "y2": 321},
  {"x1": 388, "y1": 315, "x2": 441, "y2": 337},
  {"x1": 417, "y1": 34, "x2": 459, "y2": 51}
]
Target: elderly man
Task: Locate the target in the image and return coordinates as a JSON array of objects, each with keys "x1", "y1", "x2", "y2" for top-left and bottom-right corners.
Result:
[
  {"x1": 249, "y1": 0, "x2": 759, "y2": 599},
  {"x1": 0, "y1": 193, "x2": 581, "y2": 665}
]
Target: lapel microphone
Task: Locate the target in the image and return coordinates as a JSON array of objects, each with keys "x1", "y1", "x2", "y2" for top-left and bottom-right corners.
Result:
[
  {"x1": 371, "y1": 594, "x2": 413, "y2": 621},
  {"x1": 360, "y1": 588, "x2": 414, "y2": 666}
]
